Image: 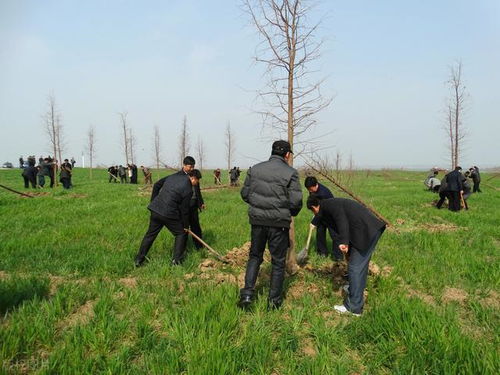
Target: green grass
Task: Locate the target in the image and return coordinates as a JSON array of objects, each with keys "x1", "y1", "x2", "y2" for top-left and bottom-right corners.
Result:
[{"x1": 0, "y1": 167, "x2": 499, "y2": 374}]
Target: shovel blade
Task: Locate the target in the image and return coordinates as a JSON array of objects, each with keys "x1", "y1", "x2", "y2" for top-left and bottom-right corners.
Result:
[{"x1": 296, "y1": 248, "x2": 309, "y2": 266}]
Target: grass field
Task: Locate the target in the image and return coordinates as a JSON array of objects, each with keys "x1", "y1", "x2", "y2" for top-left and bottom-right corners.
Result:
[{"x1": 1, "y1": 167, "x2": 499, "y2": 374}]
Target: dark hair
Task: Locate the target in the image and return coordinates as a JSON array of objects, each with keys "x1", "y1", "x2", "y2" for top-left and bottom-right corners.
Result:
[
  {"x1": 271, "y1": 140, "x2": 292, "y2": 157},
  {"x1": 306, "y1": 195, "x2": 321, "y2": 209},
  {"x1": 191, "y1": 169, "x2": 202, "y2": 179},
  {"x1": 455, "y1": 166, "x2": 462, "y2": 171},
  {"x1": 183, "y1": 156, "x2": 196, "y2": 166},
  {"x1": 433, "y1": 171, "x2": 438, "y2": 175},
  {"x1": 304, "y1": 176, "x2": 318, "y2": 188}
]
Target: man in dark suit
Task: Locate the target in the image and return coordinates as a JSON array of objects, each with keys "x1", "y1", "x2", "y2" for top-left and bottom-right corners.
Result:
[
  {"x1": 188, "y1": 169, "x2": 205, "y2": 249},
  {"x1": 134, "y1": 169, "x2": 199, "y2": 267},
  {"x1": 307, "y1": 196, "x2": 386, "y2": 316},
  {"x1": 305, "y1": 176, "x2": 342, "y2": 261},
  {"x1": 445, "y1": 166, "x2": 464, "y2": 212}
]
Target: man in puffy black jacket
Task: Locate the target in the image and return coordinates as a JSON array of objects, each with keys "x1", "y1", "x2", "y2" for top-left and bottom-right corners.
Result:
[
  {"x1": 307, "y1": 196, "x2": 386, "y2": 316},
  {"x1": 445, "y1": 166, "x2": 464, "y2": 212},
  {"x1": 134, "y1": 170, "x2": 199, "y2": 267},
  {"x1": 239, "y1": 140, "x2": 303, "y2": 310}
]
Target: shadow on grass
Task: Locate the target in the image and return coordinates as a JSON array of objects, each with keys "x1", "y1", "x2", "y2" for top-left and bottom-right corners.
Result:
[{"x1": 0, "y1": 276, "x2": 50, "y2": 315}]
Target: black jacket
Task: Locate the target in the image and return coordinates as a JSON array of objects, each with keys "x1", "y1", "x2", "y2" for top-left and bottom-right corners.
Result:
[
  {"x1": 445, "y1": 170, "x2": 464, "y2": 192},
  {"x1": 316, "y1": 198, "x2": 385, "y2": 252},
  {"x1": 190, "y1": 184, "x2": 204, "y2": 209},
  {"x1": 241, "y1": 155, "x2": 302, "y2": 228},
  {"x1": 148, "y1": 173, "x2": 192, "y2": 227}
]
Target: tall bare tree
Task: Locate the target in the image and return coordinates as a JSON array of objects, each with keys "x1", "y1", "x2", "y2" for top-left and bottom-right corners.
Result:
[
  {"x1": 43, "y1": 94, "x2": 62, "y2": 185},
  {"x1": 178, "y1": 115, "x2": 190, "y2": 166},
  {"x1": 244, "y1": 0, "x2": 332, "y2": 272},
  {"x1": 86, "y1": 126, "x2": 96, "y2": 178},
  {"x1": 225, "y1": 122, "x2": 235, "y2": 172},
  {"x1": 128, "y1": 128, "x2": 136, "y2": 164},
  {"x1": 119, "y1": 112, "x2": 129, "y2": 165},
  {"x1": 153, "y1": 126, "x2": 162, "y2": 171},
  {"x1": 196, "y1": 136, "x2": 206, "y2": 171},
  {"x1": 444, "y1": 61, "x2": 467, "y2": 169}
]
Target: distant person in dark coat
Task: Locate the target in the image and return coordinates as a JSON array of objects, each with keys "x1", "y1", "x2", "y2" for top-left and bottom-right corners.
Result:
[
  {"x1": 108, "y1": 166, "x2": 118, "y2": 183},
  {"x1": 60, "y1": 161, "x2": 72, "y2": 189},
  {"x1": 470, "y1": 166, "x2": 481, "y2": 193},
  {"x1": 21, "y1": 158, "x2": 37, "y2": 188},
  {"x1": 118, "y1": 165, "x2": 127, "y2": 183},
  {"x1": 130, "y1": 164, "x2": 138, "y2": 184},
  {"x1": 436, "y1": 176, "x2": 449, "y2": 209},
  {"x1": 188, "y1": 169, "x2": 205, "y2": 249},
  {"x1": 304, "y1": 176, "x2": 343, "y2": 261},
  {"x1": 134, "y1": 170, "x2": 199, "y2": 267},
  {"x1": 445, "y1": 166, "x2": 464, "y2": 212},
  {"x1": 307, "y1": 196, "x2": 386, "y2": 316},
  {"x1": 239, "y1": 140, "x2": 303, "y2": 310},
  {"x1": 19, "y1": 156, "x2": 24, "y2": 169}
]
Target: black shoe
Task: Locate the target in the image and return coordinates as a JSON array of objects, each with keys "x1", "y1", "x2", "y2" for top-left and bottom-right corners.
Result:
[
  {"x1": 267, "y1": 298, "x2": 282, "y2": 311},
  {"x1": 171, "y1": 259, "x2": 183, "y2": 266},
  {"x1": 238, "y1": 295, "x2": 252, "y2": 310},
  {"x1": 134, "y1": 256, "x2": 145, "y2": 268}
]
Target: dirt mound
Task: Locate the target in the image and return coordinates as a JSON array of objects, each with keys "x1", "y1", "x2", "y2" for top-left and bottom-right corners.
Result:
[
  {"x1": 222, "y1": 242, "x2": 254, "y2": 266},
  {"x1": 28, "y1": 191, "x2": 51, "y2": 197},
  {"x1": 288, "y1": 280, "x2": 322, "y2": 299},
  {"x1": 442, "y1": 287, "x2": 468, "y2": 304},
  {"x1": 391, "y1": 218, "x2": 462, "y2": 233},
  {"x1": 58, "y1": 300, "x2": 96, "y2": 329},
  {"x1": 119, "y1": 277, "x2": 137, "y2": 289}
]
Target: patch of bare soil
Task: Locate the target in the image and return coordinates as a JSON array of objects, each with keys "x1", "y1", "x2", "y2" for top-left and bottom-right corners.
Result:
[
  {"x1": 420, "y1": 222, "x2": 461, "y2": 233},
  {"x1": 58, "y1": 300, "x2": 96, "y2": 329},
  {"x1": 287, "y1": 280, "x2": 322, "y2": 300},
  {"x1": 390, "y1": 218, "x2": 461, "y2": 233},
  {"x1": 68, "y1": 193, "x2": 88, "y2": 198},
  {"x1": 0, "y1": 270, "x2": 8, "y2": 280},
  {"x1": 119, "y1": 277, "x2": 137, "y2": 289},
  {"x1": 406, "y1": 288, "x2": 436, "y2": 306},
  {"x1": 48, "y1": 275, "x2": 65, "y2": 296},
  {"x1": 300, "y1": 337, "x2": 317, "y2": 357},
  {"x1": 442, "y1": 287, "x2": 468, "y2": 304},
  {"x1": 480, "y1": 290, "x2": 499, "y2": 309},
  {"x1": 28, "y1": 191, "x2": 51, "y2": 197}
]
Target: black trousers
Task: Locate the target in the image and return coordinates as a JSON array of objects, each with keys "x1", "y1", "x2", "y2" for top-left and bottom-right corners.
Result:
[
  {"x1": 136, "y1": 211, "x2": 187, "y2": 263},
  {"x1": 61, "y1": 177, "x2": 71, "y2": 189},
  {"x1": 189, "y1": 206, "x2": 203, "y2": 249},
  {"x1": 316, "y1": 224, "x2": 343, "y2": 260},
  {"x1": 448, "y1": 191, "x2": 461, "y2": 211},
  {"x1": 23, "y1": 176, "x2": 36, "y2": 188},
  {"x1": 240, "y1": 225, "x2": 289, "y2": 303},
  {"x1": 436, "y1": 191, "x2": 448, "y2": 209},
  {"x1": 473, "y1": 181, "x2": 481, "y2": 193}
]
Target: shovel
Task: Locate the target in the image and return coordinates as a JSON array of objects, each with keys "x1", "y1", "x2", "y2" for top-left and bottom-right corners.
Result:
[
  {"x1": 186, "y1": 229, "x2": 229, "y2": 264},
  {"x1": 297, "y1": 224, "x2": 316, "y2": 266}
]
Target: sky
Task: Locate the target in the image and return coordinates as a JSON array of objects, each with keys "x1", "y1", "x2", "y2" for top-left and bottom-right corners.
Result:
[{"x1": 1, "y1": 0, "x2": 499, "y2": 170}]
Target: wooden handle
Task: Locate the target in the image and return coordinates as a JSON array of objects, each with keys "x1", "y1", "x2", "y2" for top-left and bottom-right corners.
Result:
[
  {"x1": 305, "y1": 224, "x2": 315, "y2": 250},
  {"x1": 186, "y1": 229, "x2": 229, "y2": 264}
]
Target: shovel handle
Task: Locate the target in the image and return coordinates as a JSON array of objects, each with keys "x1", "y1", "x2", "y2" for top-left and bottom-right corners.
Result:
[
  {"x1": 305, "y1": 224, "x2": 315, "y2": 250},
  {"x1": 186, "y1": 229, "x2": 229, "y2": 264}
]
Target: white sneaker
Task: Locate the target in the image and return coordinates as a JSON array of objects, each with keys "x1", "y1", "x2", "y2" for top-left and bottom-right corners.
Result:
[{"x1": 334, "y1": 304, "x2": 361, "y2": 317}]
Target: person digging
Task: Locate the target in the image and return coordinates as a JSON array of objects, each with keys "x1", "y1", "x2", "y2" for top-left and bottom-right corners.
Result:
[{"x1": 307, "y1": 195, "x2": 386, "y2": 316}]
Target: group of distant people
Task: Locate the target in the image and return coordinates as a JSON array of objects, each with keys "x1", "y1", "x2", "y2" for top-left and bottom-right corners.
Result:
[
  {"x1": 20, "y1": 155, "x2": 74, "y2": 189},
  {"x1": 212, "y1": 167, "x2": 241, "y2": 186},
  {"x1": 107, "y1": 164, "x2": 149, "y2": 184},
  {"x1": 424, "y1": 165, "x2": 481, "y2": 211}
]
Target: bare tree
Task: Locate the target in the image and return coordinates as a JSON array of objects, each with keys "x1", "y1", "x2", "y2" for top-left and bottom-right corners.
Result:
[
  {"x1": 225, "y1": 122, "x2": 235, "y2": 172},
  {"x1": 86, "y1": 126, "x2": 96, "y2": 178},
  {"x1": 153, "y1": 126, "x2": 162, "y2": 170},
  {"x1": 444, "y1": 61, "x2": 467, "y2": 169},
  {"x1": 128, "y1": 128, "x2": 136, "y2": 164},
  {"x1": 119, "y1": 112, "x2": 129, "y2": 165},
  {"x1": 196, "y1": 136, "x2": 206, "y2": 171},
  {"x1": 244, "y1": 0, "x2": 332, "y2": 272},
  {"x1": 178, "y1": 115, "x2": 190, "y2": 166},
  {"x1": 43, "y1": 94, "x2": 62, "y2": 185}
]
